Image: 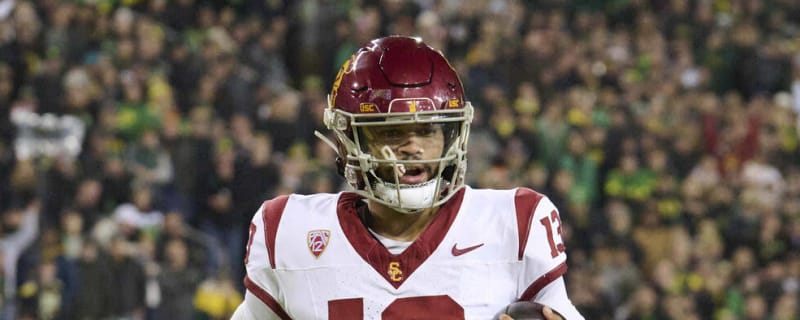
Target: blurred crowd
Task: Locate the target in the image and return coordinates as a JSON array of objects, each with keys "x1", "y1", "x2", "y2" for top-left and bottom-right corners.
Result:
[{"x1": 0, "y1": 0, "x2": 799, "y2": 319}]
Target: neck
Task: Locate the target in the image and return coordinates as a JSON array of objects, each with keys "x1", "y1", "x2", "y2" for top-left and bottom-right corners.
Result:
[{"x1": 363, "y1": 201, "x2": 439, "y2": 242}]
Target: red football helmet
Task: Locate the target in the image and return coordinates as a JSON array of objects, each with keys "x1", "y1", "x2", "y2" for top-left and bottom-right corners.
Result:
[{"x1": 320, "y1": 36, "x2": 473, "y2": 213}]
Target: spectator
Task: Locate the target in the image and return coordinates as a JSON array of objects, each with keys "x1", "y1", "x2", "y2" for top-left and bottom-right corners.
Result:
[
  {"x1": 156, "y1": 211, "x2": 221, "y2": 278},
  {"x1": 255, "y1": 89, "x2": 305, "y2": 155},
  {"x1": 112, "y1": 184, "x2": 164, "y2": 241},
  {"x1": 107, "y1": 235, "x2": 146, "y2": 319},
  {"x1": 193, "y1": 268, "x2": 243, "y2": 320},
  {"x1": 41, "y1": 157, "x2": 80, "y2": 227},
  {"x1": 73, "y1": 239, "x2": 112, "y2": 319},
  {"x1": 17, "y1": 260, "x2": 65, "y2": 320},
  {"x1": 163, "y1": 106, "x2": 215, "y2": 218},
  {"x1": 195, "y1": 139, "x2": 245, "y2": 283},
  {"x1": 155, "y1": 238, "x2": 203, "y2": 320},
  {"x1": 70, "y1": 178, "x2": 105, "y2": 230},
  {"x1": 604, "y1": 153, "x2": 657, "y2": 208},
  {"x1": 101, "y1": 153, "x2": 134, "y2": 209},
  {"x1": 124, "y1": 128, "x2": 174, "y2": 190},
  {"x1": 0, "y1": 194, "x2": 39, "y2": 318}
]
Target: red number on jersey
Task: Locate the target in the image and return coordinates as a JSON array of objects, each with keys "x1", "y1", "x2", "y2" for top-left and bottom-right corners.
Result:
[
  {"x1": 329, "y1": 295, "x2": 464, "y2": 319},
  {"x1": 539, "y1": 210, "x2": 566, "y2": 258},
  {"x1": 328, "y1": 298, "x2": 363, "y2": 319},
  {"x1": 244, "y1": 223, "x2": 256, "y2": 265}
]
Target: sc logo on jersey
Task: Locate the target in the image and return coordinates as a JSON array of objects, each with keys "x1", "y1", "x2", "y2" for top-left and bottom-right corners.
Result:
[{"x1": 388, "y1": 262, "x2": 403, "y2": 282}]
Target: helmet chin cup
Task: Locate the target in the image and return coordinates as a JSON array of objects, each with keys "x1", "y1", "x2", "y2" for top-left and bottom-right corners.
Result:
[{"x1": 373, "y1": 179, "x2": 439, "y2": 214}]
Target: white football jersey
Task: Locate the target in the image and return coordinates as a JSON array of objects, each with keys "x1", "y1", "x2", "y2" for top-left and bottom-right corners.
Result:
[{"x1": 240, "y1": 186, "x2": 583, "y2": 319}]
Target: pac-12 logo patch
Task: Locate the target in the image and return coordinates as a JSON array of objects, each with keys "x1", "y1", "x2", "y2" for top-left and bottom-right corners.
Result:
[{"x1": 307, "y1": 230, "x2": 331, "y2": 258}]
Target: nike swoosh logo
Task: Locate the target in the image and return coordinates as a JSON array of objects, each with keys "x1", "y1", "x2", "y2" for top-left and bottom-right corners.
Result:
[{"x1": 451, "y1": 243, "x2": 484, "y2": 256}]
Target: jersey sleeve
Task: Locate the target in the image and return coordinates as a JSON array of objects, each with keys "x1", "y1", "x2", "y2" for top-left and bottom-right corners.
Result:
[
  {"x1": 514, "y1": 188, "x2": 569, "y2": 301},
  {"x1": 532, "y1": 277, "x2": 585, "y2": 320},
  {"x1": 239, "y1": 196, "x2": 292, "y2": 319}
]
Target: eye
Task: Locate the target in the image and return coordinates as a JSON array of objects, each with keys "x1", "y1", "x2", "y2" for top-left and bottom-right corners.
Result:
[
  {"x1": 416, "y1": 124, "x2": 439, "y2": 136},
  {"x1": 373, "y1": 127, "x2": 404, "y2": 140},
  {"x1": 387, "y1": 128, "x2": 403, "y2": 137}
]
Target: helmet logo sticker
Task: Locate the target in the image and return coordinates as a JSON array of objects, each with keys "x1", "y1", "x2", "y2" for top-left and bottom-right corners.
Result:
[
  {"x1": 307, "y1": 229, "x2": 331, "y2": 258},
  {"x1": 448, "y1": 98, "x2": 460, "y2": 108},
  {"x1": 360, "y1": 103, "x2": 377, "y2": 113}
]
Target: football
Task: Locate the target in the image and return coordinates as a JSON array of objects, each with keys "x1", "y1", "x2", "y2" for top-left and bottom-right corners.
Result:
[{"x1": 501, "y1": 301, "x2": 547, "y2": 320}]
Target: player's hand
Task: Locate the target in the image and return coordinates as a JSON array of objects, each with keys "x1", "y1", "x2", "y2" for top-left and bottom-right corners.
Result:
[
  {"x1": 498, "y1": 306, "x2": 564, "y2": 320},
  {"x1": 542, "y1": 306, "x2": 564, "y2": 320}
]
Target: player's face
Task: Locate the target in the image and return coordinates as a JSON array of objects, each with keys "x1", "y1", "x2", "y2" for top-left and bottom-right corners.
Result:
[{"x1": 362, "y1": 123, "x2": 445, "y2": 184}]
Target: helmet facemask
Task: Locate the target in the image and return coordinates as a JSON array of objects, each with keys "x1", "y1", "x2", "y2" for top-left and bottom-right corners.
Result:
[
  {"x1": 321, "y1": 101, "x2": 473, "y2": 213},
  {"x1": 317, "y1": 36, "x2": 473, "y2": 213}
]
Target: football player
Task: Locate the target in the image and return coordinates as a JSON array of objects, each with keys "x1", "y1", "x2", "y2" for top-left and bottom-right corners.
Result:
[{"x1": 232, "y1": 36, "x2": 584, "y2": 319}]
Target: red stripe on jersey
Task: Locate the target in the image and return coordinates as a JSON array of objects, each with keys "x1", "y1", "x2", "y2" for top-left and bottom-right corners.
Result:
[
  {"x1": 262, "y1": 195, "x2": 290, "y2": 269},
  {"x1": 519, "y1": 262, "x2": 568, "y2": 301},
  {"x1": 514, "y1": 188, "x2": 544, "y2": 260},
  {"x1": 244, "y1": 275, "x2": 291, "y2": 320}
]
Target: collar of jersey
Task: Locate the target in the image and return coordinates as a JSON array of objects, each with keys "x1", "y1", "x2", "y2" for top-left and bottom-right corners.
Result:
[{"x1": 336, "y1": 188, "x2": 466, "y2": 289}]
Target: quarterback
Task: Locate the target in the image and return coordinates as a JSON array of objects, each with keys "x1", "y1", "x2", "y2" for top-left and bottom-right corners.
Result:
[{"x1": 232, "y1": 36, "x2": 584, "y2": 319}]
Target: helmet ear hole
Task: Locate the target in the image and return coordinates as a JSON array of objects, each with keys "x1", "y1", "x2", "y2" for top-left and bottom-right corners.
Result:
[
  {"x1": 441, "y1": 165, "x2": 456, "y2": 183},
  {"x1": 335, "y1": 156, "x2": 345, "y2": 177}
]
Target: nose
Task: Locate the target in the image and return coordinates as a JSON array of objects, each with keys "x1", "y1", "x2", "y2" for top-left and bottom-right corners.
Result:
[{"x1": 395, "y1": 135, "x2": 424, "y2": 158}]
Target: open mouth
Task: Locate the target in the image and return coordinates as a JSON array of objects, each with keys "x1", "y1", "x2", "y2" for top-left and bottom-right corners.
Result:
[{"x1": 399, "y1": 166, "x2": 429, "y2": 184}]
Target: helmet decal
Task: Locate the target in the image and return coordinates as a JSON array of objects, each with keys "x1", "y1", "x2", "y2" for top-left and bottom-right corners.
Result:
[
  {"x1": 330, "y1": 54, "x2": 355, "y2": 109},
  {"x1": 359, "y1": 103, "x2": 378, "y2": 113},
  {"x1": 448, "y1": 98, "x2": 460, "y2": 108}
]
